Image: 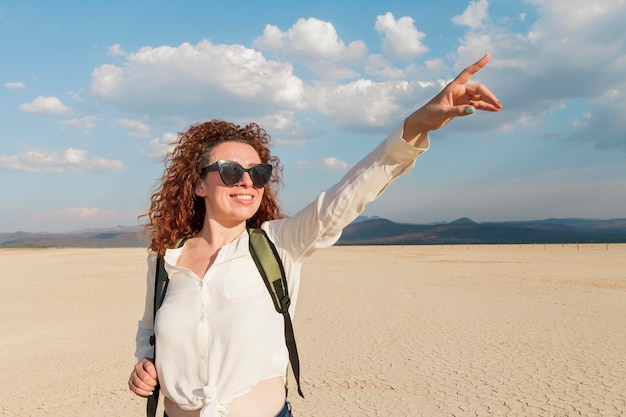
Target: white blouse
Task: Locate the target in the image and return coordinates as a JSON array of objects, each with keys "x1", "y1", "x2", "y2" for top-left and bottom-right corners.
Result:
[{"x1": 135, "y1": 123, "x2": 429, "y2": 417}]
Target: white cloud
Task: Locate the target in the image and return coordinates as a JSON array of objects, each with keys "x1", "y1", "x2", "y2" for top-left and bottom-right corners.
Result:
[
  {"x1": 446, "y1": 0, "x2": 626, "y2": 151},
  {"x1": 253, "y1": 24, "x2": 283, "y2": 49},
  {"x1": 424, "y1": 58, "x2": 445, "y2": 74},
  {"x1": 18, "y1": 96, "x2": 72, "y2": 115},
  {"x1": 113, "y1": 118, "x2": 151, "y2": 138},
  {"x1": 374, "y1": 12, "x2": 428, "y2": 60},
  {"x1": 5, "y1": 81, "x2": 25, "y2": 89},
  {"x1": 527, "y1": 0, "x2": 621, "y2": 35},
  {"x1": 91, "y1": 39, "x2": 305, "y2": 119},
  {"x1": 146, "y1": 132, "x2": 178, "y2": 159},
  {"x1": 273, "y1": 138, "x2": 307, "y2": 147},
  {"x1": 108, "y1": 43, "x2": 127, "y2": 56},
  {"x1": 52, "y1": 207, "x2": 117, "y2": 220},
  {"x1": 365, "y1": 54, "x2": 407, "y2": 80},
  {"x1": 452, "y1": 0, "x2": 490, "y2": 30},
  {"x1": 57, "y1": 116, "x2": 97, "y2": 132},
  {"x1": 83, "y1": 5, "x2": 626, "y2": 148},
  {"x1": 569, "y1": 88, "x2": 626, "y2": 151},
  {"x1": 68, "y1": 90, "x2": 84, "y2": 102},
  {"x1": 298, "y1": 156, "x2": 348, "y2": 171},
  {"x1": 307, "y1": 78, "x2": 434, "y2": 131},
  {"x1": 256, "y1": 112, "x2": 298, "y2": 132},
  {"x1": 91, "y1": 64, "x2": 123, "y2": 96},
  {"x1": 572, "y1": 111, "x2": 592, "y2": 128},
  {"x1": 254, "y1": 17, "x2": 367, "y2": 79},
  {"x1": 253, "y1": 111, "x2": 311, "y2": 146},
  {"x1": 0, "y1": 148, "x2": 125, "y2": 173}
]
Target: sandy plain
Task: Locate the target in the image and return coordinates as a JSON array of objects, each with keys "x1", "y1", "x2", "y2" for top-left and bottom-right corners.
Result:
[{"x1": 1, "y1": 244, "x2": 625, "y2": 417}]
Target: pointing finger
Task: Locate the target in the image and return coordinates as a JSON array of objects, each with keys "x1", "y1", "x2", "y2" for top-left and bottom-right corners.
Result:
[{"x1": 452, "y1": 54, "x2": 491, "y2": 85}]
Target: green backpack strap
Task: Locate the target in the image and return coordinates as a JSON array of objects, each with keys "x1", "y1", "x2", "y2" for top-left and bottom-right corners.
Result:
[
  {"x1": 248, "y1": 228, "x2": 304, "y2": 398},
  {"x1": 147, "y1": 237, "x2": 187, "y2": 417}
]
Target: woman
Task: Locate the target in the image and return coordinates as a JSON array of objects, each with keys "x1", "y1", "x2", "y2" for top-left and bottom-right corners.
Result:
[{"x1": 129, "y1": 55, "x2": 502, "y2": 417}]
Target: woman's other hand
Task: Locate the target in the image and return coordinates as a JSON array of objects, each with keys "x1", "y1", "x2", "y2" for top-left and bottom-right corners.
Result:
[{"x1": 129, "y1": 358, "x2": 158, "y2": 397}]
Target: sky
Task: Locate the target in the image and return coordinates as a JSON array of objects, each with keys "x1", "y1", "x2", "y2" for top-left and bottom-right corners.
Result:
[{"x1": 1, "y1": 0, "x2": 625, "y2": 233}]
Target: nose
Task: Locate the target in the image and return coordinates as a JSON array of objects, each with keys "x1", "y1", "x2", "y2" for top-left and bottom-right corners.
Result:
[{"x1": 239, "y1": 171, "x2": 253, "y2": 187}]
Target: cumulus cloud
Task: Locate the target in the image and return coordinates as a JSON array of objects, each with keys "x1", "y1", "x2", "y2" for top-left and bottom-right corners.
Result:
[
  {"x1": 374, "y1": 12, "x2": 428, "y2": 60},
  {"x1": 256, "y1": 112, "x2": 298, "y2": 132},
  {"x1": 83, "y1": 15, "x2": 463, "y2": 136},
  {"x1": 528, "y1": 0, "x2": 621, "y2": 35},
  {"x1": 113, "y1": 118, "x2": 151, "y2": 138},
  {"x1": 365, "y1": 54, "x2": 407, "y2": 80},
  {"x1": 252, "y1": 111, "x2": 311, "y2": 146},
  {"x1": 57, "y1": 116, "x2": 97, "y2": 132},
  {"x1": 568, "y1": 89, "x2": 626, "y2": 151},
  {"x1": 448, "y1": 0, "x2": 626, "y2": 151},
  {"x1": 0, "y1": 148, "x2": 125, "y2": 173},
  {"x1": 452, "y1": 0, "x2": 489, "y2": 30},
  {"x1": 253, "y1": 17, "x2": 367, "y2": 79},
  {"x1": 5, "y1": 81, "x2": 25, "y2": 89},
  {"x1": 146, "y1": 132, "x2": 178, "y2": 158},
  {"x1": 18, "y1": 96, "x2": 72, "y2": 115},
  {"x1": 298, "y1": 156, "x2": 348, "y2": 171},
  {"x1": 84, "y1": 4, "x2": 626, "y2": 149},
  {"x1": 90, "y1": 39, "x2": 305, "y2": 119},
  {"x1": 108, "y1": 43, "x2": 127, "y2": 57},
  {"x1": 307, "y1": 78, "x2": 435, "y2": 131}
]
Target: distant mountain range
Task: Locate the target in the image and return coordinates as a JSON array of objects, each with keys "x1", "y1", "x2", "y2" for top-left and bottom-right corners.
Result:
[
  {"x1": 0, "y1": 225, "x2": 148, "y2": 248},
  {"x1": 2, "y1": 217, "x2": 626, "y2": 248},
  {"x1": 337, "y1": 217, "x2": 626, "y2": 245}
]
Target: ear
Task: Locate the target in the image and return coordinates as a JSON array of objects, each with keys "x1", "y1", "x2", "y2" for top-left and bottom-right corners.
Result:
[{"x1": 194, "y1": 180, "x2": 207, "y2": 198}]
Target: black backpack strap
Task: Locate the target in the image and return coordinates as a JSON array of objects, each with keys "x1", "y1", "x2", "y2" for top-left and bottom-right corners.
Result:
[
  {"x1": 147, "y1": 238, "x2": 187, "y2": 417},
  {"x1": 153, "y1": 256, "x2": 169, "y2": 328},
  {"x1": 248, "y1": 228, "x2": 304, "y2": 398},
  {"x1": 152, "y1": 237, "x2": 187, "y2": 328},
  {"x1": 146, "y1": 385, "x2": 159, "y2": 417}
]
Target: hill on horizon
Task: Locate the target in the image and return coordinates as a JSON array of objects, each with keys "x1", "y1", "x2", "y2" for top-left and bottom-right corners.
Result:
[
  {"x1": 2, "y1": 217, "x2": 626, "y2": 248},
  {"x1": 337, "y1": 217, "x2": 626, "y2": 245},
  {"x1": 0, "y1": 225, "x2": 148, "y2": 248}
]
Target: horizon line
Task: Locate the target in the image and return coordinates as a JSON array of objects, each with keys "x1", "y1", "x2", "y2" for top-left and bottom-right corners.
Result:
[{"x1": 3, "y1": 215, "x2": 626, "y2": 235}]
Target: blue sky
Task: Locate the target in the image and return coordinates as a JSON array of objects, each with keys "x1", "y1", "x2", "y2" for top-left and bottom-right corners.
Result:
[{"x1": 1, "y1": 0, "x2": 625, "y2": 233}]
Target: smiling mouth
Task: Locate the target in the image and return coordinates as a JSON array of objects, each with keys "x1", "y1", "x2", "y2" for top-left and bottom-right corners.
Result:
[{"x1": 232, "y1": 194, "x2": 253, "y2": 201}]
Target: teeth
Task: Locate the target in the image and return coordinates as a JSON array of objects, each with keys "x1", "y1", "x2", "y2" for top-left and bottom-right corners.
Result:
[{"x1": 233, "y1": 195, "x2": 252, "y2": 200}]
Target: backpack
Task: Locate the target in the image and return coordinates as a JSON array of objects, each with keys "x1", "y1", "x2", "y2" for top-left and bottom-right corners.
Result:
[{"x1": 146, "y1": 228, "x2": 303, "y2": 417}]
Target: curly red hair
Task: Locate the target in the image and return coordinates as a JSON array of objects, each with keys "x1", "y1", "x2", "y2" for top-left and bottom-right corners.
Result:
[{"x1": 141, "y1": 120, "x2": 284, "y2": 255}]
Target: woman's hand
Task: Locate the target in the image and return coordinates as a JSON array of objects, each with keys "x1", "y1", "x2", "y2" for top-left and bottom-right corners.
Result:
[
  {"x1": 403, "y1": 54, "x2": 503, "y2": 146},
  {"x1": 128, "y1": 358, "x2": 158, "y2": 397}
]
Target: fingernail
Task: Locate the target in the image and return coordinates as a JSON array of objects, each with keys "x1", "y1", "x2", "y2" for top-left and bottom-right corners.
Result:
[{"x1": 465, "y1": 106, "x2": 475, "y2": 114}]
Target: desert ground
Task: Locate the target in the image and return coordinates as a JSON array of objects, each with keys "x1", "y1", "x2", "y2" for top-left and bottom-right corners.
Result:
[{"x1": 1, "y1": 244, "x2": 625, "y2": 417}]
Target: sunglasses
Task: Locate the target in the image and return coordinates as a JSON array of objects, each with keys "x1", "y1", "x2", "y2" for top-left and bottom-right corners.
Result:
[{"x1": 200, "y1": 160, "x2": 273, "y2": 188}]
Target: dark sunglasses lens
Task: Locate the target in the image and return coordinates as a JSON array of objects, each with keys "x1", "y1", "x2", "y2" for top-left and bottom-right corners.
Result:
[
  {"x1": 250, "y1": 165, "x2": 272, "y2": 188},
  {"x1": 219, "y1": 163, "x2": 244, "y2": 186}
]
